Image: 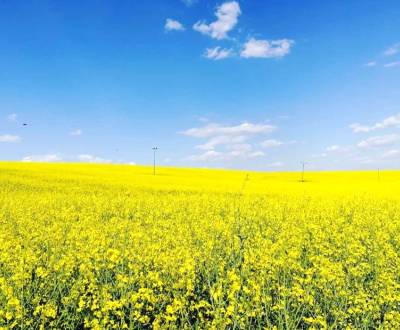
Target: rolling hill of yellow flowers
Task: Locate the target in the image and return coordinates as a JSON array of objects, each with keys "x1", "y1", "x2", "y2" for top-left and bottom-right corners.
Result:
[{"x1": 1, "y1": 162, "x2": 400, "y2": 329}]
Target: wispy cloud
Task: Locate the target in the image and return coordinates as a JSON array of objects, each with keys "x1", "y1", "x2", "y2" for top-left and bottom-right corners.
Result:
[
  {"x1": 181, "y1": 0, "x2": 198, "y2": 7},
  {"x1": 22, "y1": 153, "x2": 114, "y2": 163},
  {"x1": 0, "y1": 134, "x2": 21, "y2": 143},
  {"x1": 384, "y1": 61, "x2": 400, "y2": 68},
  {"x1": 196, "y1": 135, "x2": 247, "y2": 150},
  {"x1": 165, "y1": 18, "x2": 185, "y2": 32},
  {"x1": 326, "y1": 145, "x2": 340, "y2": 152},
  {"x1": 22, "y1": 154, "x2": 62, "y2": 162},
  {"x1": 241, "y1": 38, "x2": 294, "y2": 58},
  {"x1": 311, "y1": 153, "x2": 327, "y2": 159},
  {"x1": 7, "y1": 113, "x2": 18, "y2": 122},
  {"x1": 226, "y1": 143, "x2": 253, "y2": 153},
  {"x1": 267, "y1": 161, "x2": 284, "y2": 168},
  {"x1": 350, "y1": 114, "x2": 400, "y2": 133},
  {"x1": 183, "y1": 121, "x2": 274, "y2": 162},
  {"x1": 384, "y1": 42, "x2": 400, "y2": 56},
  {"x1": 349, "y1": 123, "x2": 372, "y2": 133},
  {"x1": 69, "y1": 129, "x2": 82, "y2": 136},
  {"x1": 382, "y1": 149, "x2": 400, "y2": 158},
  {"x1": 365, "y1": 61, "x2": 377, "y2": 67},
  {"x1": 182, "y1": 122, "x2": 276, "y2": 138},
  {"x1": 204, "y1": 47, "x2": 233, "y2": 60},
  {"x1": 193, "y1": 1, "x2": 241, "y2": 40},
  {"x1": 363, "y1": 42, "x2": 400, "y2": 68},
  {"x1": 248, "y1": 151, "x2": 265, "y2": 157},
  {"x1": 326, "y1": 145, "x2": 351, "y2": 152},
  {"x1": 187, "y1": 148, "x2": 264, "y2": 162},
  {"x1": 357, "y1": 134, "x2": 400, "y2": 148},
  {"x1": 77, "y1": 154, "x2": 112, "y2": 163},
  {"x1": 260, "y1": 139, "x2": 283, "y2": 148}
]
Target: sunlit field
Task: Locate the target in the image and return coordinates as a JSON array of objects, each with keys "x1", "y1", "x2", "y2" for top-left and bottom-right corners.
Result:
[{"x1": 1, "y1": 162, "x2": 400, "y2": 329}]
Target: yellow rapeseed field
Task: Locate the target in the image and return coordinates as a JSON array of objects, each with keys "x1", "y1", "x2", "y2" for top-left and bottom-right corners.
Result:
[{"x1": 1, "y1": 162, "x2": 400, "y2": 329}]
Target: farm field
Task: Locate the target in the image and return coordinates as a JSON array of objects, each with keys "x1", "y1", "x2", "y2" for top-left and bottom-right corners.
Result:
[{"x1": 1, "y1": 162, "x2": 400, "y2": 329}]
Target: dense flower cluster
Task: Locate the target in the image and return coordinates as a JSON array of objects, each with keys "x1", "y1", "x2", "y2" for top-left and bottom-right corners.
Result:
[{"x1": 1, "y1": 163, "x2": 400, "y2": 329}]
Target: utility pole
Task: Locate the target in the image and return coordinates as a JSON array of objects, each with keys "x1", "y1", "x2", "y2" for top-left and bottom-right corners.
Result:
[
  {"x1": 300, "y1": 162, "x2": 308, "y2": 182},
  {"x1": 152, "y1": 147, "x2": 158, "y2": 175},
  {"x1": 378, "y1": 168, "x2": 380, "y2": 181}
]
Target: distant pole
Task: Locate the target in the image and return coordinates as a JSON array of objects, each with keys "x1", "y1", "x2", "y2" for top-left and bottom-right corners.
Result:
[
  {"x1": 378, "y1": 168, "x2": 380, "y2": 181},
  {"x1": 152, "y1": 147, "x2": 158, "y2": 175},
  {"x1": 301, "y1": 162, "x2": 307, "y2": 182}
]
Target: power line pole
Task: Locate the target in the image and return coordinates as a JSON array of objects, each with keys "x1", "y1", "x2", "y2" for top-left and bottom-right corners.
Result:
[
  {"x1": 300, "y1": 162, "x2": 308, "y2": 182},
  {"x1": 152, "y1": 147, "x2": 158, "y2": 175}
]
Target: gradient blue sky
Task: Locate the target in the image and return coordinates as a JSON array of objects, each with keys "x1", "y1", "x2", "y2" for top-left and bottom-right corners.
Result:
[{"x1": 1, "y1": 0, "x2": 399, "y2": 171}]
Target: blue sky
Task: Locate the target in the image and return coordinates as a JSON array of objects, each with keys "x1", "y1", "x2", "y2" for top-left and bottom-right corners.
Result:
[{"x1": 0, "y1": 0, "x2": 399, "y2": 171}]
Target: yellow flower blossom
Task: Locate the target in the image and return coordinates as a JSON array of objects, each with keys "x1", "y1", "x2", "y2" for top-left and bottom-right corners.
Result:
[{"x1": 0, "y1": 163, "x2": 400, "y2": 328}]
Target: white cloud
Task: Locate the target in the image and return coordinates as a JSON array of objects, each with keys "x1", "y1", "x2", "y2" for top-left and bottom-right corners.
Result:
[
  {"x1": 69, "y1": 129, "x2": 82, "y2": 136},
  {"x1": 260, "y1": 139, "x2": 283, "y2": 148},
  {"x1": 187, "y1": 148, "x2": 264, "y2": 162},
  {"x1": 384, "y1": 42, "x2": 400, "y2": 56},
  {"x1": 226, "y1": 143, "x2": 264, "y2": 158},
  {"x1": 183, "y1": 121, "x2": 275, "y2": 163},
  {"x1": 204, "y1": 47, "x2": 233, "y2": 60},
  {"x1": 248, "y1": 151, "x2": 265, "y2": 157},
  {"x1": 21, "y1": 153, "x2": 117, "y2": 163},
  {"x1": 0, "y1": 134, "x2": 21, "y2": 143},
  {"x1": 382, "y1": 149, "x2": 400, "y2": 158},
  {"x1": 384, "y1": 61, "x2": 400, "y2": 68},
  {"x1": 375, "y1": 115, "x2": 400, "y2": 129},
  {"x1": 165, "y1": 18, "x2": 185, "y2": 32},
  {"x1": 22, "y1": 154, "x2": 62, "y2": 162},
  {"x1": 7, "y1": 113, "x2": 18, "y2": 122},
  {"x1": 196, "y1": 135, "x2": 247, "y2": 150},
  {"x1": 241, "y1": 38, "x2": 294, "y2": 58},
  {"x1": 357, "y1": 134, "x2": 400, "y2": 148},
  {"x1": 350, "y1": 114, "x2": 400, "y2": 133},
  {"x1": 349, "y1": 123, "x2": 373, "y2": 133},
  {"x1": 365, "y1": 61, "x2": 377, "y2": 67},
  {"x1": 325, "y1": 145, "x2": 351, "y2": 152},
  {"x1": 362, "y1": 43, "x2": 400, "y2": 69},
  {"x1": 182, "y1": 122, "x2": 276, "y2": 138},
  {"x1": 193, "y1": 1, "x2": 241, "y2": 40},
  {"x1": 77, "y1": 154, "x2": 112, "y2": 163}
]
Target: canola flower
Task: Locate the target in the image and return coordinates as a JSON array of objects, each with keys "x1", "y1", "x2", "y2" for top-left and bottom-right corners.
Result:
[{"x1": 1, "y1": 162, "x2": 400, "y2": 329}]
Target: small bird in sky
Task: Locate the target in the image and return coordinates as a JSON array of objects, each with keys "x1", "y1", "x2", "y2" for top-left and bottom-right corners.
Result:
[{"x1": 22, "y1": 123, "x2": 28, "y2": 126}]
